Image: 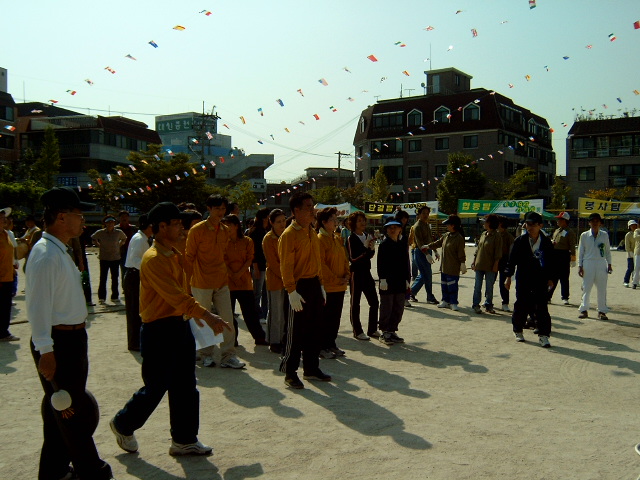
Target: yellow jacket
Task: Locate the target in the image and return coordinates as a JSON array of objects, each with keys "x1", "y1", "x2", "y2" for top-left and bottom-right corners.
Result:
[
  {"x1": 278, "y1": 220, "x2": 322, "y2": 293},
  {"x1": 317, "y1": 228, "x2": 349, "y2": 292},
  {"x1": 0, "y1": 231, "x2": 14, "y2": 282},
  {"x1": 184, "y1": 219, "x2": 230, "y2": 290},
  {"x1": 140, "y1": 241, "x2": 208, "y2": 323},
  {"x1": 263, "y1": 231, "x2": 283, "y2": 291},
  {"x1": 225, "y1": 237, "x2": 254, "y2": 291}
]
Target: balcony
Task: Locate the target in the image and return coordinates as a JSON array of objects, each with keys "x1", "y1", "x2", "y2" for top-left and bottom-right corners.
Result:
[
  {"x1": 571, "y1": 147, "x2": 640, "y2": 158},
  {"x1": 609, "y1": 175, "x2": 640, "y2": 187}
]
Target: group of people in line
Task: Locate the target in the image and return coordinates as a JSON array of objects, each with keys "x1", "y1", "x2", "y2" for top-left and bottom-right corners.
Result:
[{"x1": 2, "y1": 183, "x2": 635, "y2": 479}]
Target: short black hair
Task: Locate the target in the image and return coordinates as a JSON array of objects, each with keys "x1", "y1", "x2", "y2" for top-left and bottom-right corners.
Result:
[
  {"x1": 417, "y1": 205, "x2": 431, "y2": 215},
  {"x1": 289, "y1": 192, "x2": 314, "y2": 213},
  {"x1": 221, "y1": 214, "x2": 243, "y2": 238},
  {"x1": 485, "y1": 214, "x2": 499, "y2": 230},
  {"x1": 394, "y1": 210, "x2": 409, "y2": 221},
  {"x1": 269, "y1": 208, "x2": 285, "y2": 224},
  {"x1": 316, "y1": 207, "x2": 338, "y2": 232},
  {"x1": 138, "y1": 214, "x2": 151, "y2": 230},
  {"x1": 118, "y1": 210, "x2": 130, "y2": 217},
  {"x1": 206, "y1": 194, "x2": 228, "y2": 208}
]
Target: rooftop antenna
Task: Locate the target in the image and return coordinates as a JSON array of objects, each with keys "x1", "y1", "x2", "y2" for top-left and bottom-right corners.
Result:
[{"x1": 374, "y1": 95, "x2": 381, "y2": 102}]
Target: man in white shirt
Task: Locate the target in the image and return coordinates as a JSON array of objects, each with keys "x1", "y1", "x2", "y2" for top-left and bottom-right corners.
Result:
[
  {"x1": 123, "y1": 213, "x2": 153, "y2": 351},
  {"x1": 27, "y1": 186, "x2": 113, "y2": 480},
  {"x1": 623, "y1": 220, "x2": 637, "y2": 287},
  {"x1": 578, "y1": 212, "x2": 612, "y2": 320}
]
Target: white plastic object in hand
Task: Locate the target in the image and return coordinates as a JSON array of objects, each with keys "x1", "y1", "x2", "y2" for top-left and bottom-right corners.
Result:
[
  {"x1": 460, "y1": 264, "x2": 468, "y2": 275},
  {"x1": 320, "y1": 286, "x2": 327, "y2": 301},
  {"x1": 288, "y1": 290, "x2": 305, "y2": 312},
  {"x1": 379, "y1": 279, "x2": 388, "y2": 290},
  {"x1": 570, "y1": 261, "x2": 576, "y2": 268},
  {"x1": 51, "y1": 389, "x2": 72, "y2": 411}
]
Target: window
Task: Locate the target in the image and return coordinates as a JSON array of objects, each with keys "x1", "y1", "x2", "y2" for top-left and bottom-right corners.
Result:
[
  {"x1": 432, "y1": 75, "x2": 440, "y2": 94},
  {"x1": 435, "y1": 165, "x2": 447, "y2": 177},
  {"x1": 434, "y1": 107, "x2": 450, "y2": 124},
  {"x1": 0, "y1": 107, "x2": 14, "y2": 121},
  {"x1": 408, "y1": 139, "x2": 422, "y2": 152},
  {"x1": 0, "y1": 134, "x2": 14, "y2": 149},
  {"x1": 359, "y1": 117, "x2": 366, "y2": 133},
  {"x1": 463, "y1": 135, "x2": 478, "y2": 149},
  {"x1": 407, "y1": 109, "x2": 423, "y2": 127},
  {"x1": 455, "y1": 74, "x2": 460, "y2": 86},
  {"x1": 371, "y1": 139, "x2": 403, "y2": 156},
  {"x1": 463, "y1": 104, "x2": 480, "y2": 121},
  {"x1": 435, "y1": 137, "x2": 449, "y2": 150},
  {"x1": 539, "y1": 172, "x2": 549, "y2": 189},
  {"x1": 358, "y1": 170, "x2": 363, "y2": 182},
  {"x1": 578, "y1": 167, "x2": 595, "y2": 181},
  {"x1": 57, "y1": 176, "x2": 78, "y2": 186},
  {"x1": 371, "y1": 166, "x2": 403, "y2": 183},
  {"x1": 504, "y1": 161, "x2": 514, "y2": 177},
  {"x1": 373, "y1": 112, "x2": 403, "y2": 129},
  {"x1": 408, "y1": 166, "x2": 422, "y2": 179},
  {"x1": 609, "y1": 164, "x2": 640, "y2": 175}
]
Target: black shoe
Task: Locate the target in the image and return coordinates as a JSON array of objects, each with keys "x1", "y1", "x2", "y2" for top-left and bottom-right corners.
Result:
[
  {"x1": 389, "y1": 332, "x2": 405, "y2": 343},
  {"x1": 578, "y1": 311, "x2": 588, "y2": 319},
  {"x1": 254, "y1": 338, "x2": 269, "y2": 346},
  {"x1": 284, "y1": 374, "x2": 304, "y2": 389},
  {"x1": 269, "y1": 344, "x2": 283, "y2": 354},
  {"x1": 427, "y1": 298, "x2": 439, "y2": 305},
  {"x1": 303, "y1": 370, "x2": 332, "y2": 382}
]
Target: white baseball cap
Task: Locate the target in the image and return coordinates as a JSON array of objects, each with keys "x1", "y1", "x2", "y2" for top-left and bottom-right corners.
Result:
[
  {"x1": 556, "y1": 211, "x2": 570, "y2": 221},
  {"x1": 629, "y1": 220, "x2": 638, "y2": 228}
]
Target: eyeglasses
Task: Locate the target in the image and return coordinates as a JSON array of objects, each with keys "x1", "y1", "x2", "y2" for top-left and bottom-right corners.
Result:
[{"x1": 65, "y1": 212, "x2": 85, "y2": 221}]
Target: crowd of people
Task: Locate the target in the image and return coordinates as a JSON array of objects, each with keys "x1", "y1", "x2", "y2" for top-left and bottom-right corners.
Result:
[{"x1": 2, "y1": 185, "x2": 639, "y2": 478}]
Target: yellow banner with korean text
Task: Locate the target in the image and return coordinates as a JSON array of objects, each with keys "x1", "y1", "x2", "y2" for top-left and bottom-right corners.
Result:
[{"x1": 578, "y1": 198, "x2": 640, "y2": 217}]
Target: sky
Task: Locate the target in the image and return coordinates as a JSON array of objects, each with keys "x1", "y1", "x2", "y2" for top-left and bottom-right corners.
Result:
[{"x1": 2, "y1": 0, "x2": 640, "y2": 181}]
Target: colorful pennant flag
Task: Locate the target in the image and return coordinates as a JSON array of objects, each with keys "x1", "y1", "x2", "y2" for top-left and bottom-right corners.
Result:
[
  {"x1": 318, "y1": 78, "x2": 328, "y2": 86},
  {"x1": 125, "y1": 54, "x2": 137, "y2": 61},
  {"x1": 173, "y1": 25, "x2": 186, "y2": 31},
  {"x1": 367, "y1": 54, "x2": 378, "y2": 62},
  {"x1": 148, "y1": 40, "x2": 159, "y2": 48}
]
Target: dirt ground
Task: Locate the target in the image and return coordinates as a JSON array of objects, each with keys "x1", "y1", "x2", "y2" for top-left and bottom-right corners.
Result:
[{"x1": 1, "y1": 245, "x2": 639, "y2": 480}]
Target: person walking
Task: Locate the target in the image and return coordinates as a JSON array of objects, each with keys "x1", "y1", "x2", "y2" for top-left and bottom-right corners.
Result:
[
  {"x1": 221, "y1": 214, "x2": 268, "y2": 346},
  {"x1": 123, "y1": 214, "x2": 153, "y2": 352},
  {"x1": 471, "y1": 214, "x2": 503, "y2": 314},
  {"x1": 409, "y1": 206, "x2": 439, "y2": 305},
  {"x1": 578, "y1": 213, "x2": 612, "y2": 319},
  {"x1": 27, "y1": 186, "x2": 113, "y2": 479},
  {"x1": 633, "y1": 221, "x2": 640, "y2": 289},
  {"x1": 346, "y1": 211, "x2": 379, "y2": 341},
  {"x1": 394, "y1": 210, "x2": 413, "y2": 308},
  {"x1": 426, "y1": 215, "x2": 466, "y2": 311},
  {"x1": 548, "y1": 212, "x2": 577, "y2": 305},
  {"x1": 184, "y1": 195, "x2": 245, "y2": 369},
  {"x1": 623, "y1": 220, "x2": 637, "y2": 287},
  {"x1": 504, "y1": 211, "x2": 554, "y2": 347},
  {"x1": 117, "y1": 210, "x2": 138, "y2": 281},
  {"x1": 110, "y1": 202, "x2": 231, "y2": 457},
  {"x1": 0, "y1": 207, "x2": 17, "y2": 342},
  {"x1": 263, "y1": 209, "x2": 288, "y2": 354},
  {"x1": 377, "y1": 220, "x2": 411, "y2": 345},
  {"x1": 497, "y1": 216, "x2": 515, "y2": 312},
  {"x1": 91, "y1": 215, "x2": 127, "y2": 304},
  {"x1": 316, "y1": 207, "x2": 350, "y2": 358},
  {"x1": 279, "y1": 192, "x2": 330, "y2": 389}
]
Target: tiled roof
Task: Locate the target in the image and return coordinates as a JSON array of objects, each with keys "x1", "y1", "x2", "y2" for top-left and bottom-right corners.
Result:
[{"x1": 568, "y1": 117, "x2": 640, "y2": 136}]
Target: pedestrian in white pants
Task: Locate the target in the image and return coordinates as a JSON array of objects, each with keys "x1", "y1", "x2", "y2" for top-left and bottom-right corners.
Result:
[
  {"x1": 578, "y1": 213, "x2": 612, "y2": 320},
  {"x1": 633, "y1": 225, "x2": 640, "y2": 288}
]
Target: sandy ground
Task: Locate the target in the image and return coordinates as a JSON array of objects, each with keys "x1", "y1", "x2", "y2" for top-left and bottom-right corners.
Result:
[{"x1": 1, "y1": 245, "x2": 640, "y2": 480}]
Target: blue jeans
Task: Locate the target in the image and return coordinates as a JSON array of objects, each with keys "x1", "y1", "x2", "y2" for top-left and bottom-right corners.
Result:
[
  {"x1": 624, "y1": 257, "x2": 634, "y2": 284},
  {"x1": 440, "y1": 273, "x2": 459, "y2": 305},
  {"x1": 410, "y1": 249, "x2": 436, "y2": 301},
  {"x1": 113, "y1": 316, "x2": 200, "y2": 444},
  {"x1": 472, "y1": 270, "x2": 497, "y2": 308}
]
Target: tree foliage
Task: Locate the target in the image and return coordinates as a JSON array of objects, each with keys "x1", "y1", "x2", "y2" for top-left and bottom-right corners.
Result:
[
  {"x1": 436, "y1": 152, "x2": 487, "y2": 214},
  {"x1": 30, "y1": 125, "x2": 61, "y2": 189},
  {"x1": 312, "y1": 186, "x2": 343, "y2": 205},
  {"x1": 87, "y1": 144, "x2": 214, "y2": 214},
  {"x1": 341, "y1": 183, "x2": 365, "y2": 209},
  {"x1": 228, "y1": 180, "x2": 258, "y2": 219},
  {"x1": 364, "y1": 166, "x2": 390, "y2": 203},
  {"x1": 490, "y1": 166, "x2": 536, "y2": 200},
  {"x1": 584, "y1": 187, "x2": 624, "y2": 201},
  {"x1": 548, "y1": 175, "x2": 571, "y2": 209}
]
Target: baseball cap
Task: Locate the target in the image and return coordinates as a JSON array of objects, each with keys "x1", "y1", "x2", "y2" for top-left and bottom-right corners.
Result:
[
  {"x1": 41, "y1": 186, "x2": 95, "y2": 210},
  {"x1": 523, "y1": 211, "x2": 543, "y2": 224},
  {"x1": 627, "y1": 219, "x2": 637, "y2": 228},
  {"x1": 103, "y1": 216, "x2": 117, "y2": 223},
  {"x1": 556, "y1": 212, "x2": 570, "y2": 221},
  {"x1": 148, "y1": 202, "x2": 184, "y2": 225},
  {"x1": 588, "y1": 212, "x2": 602, "y2": 222},
  {"x1": 442, "y1": 215, "x2": 461, "y2": 226},
  {"x1": 0, "y1": 207, "x2": 11, "y2": 217},
  {"x1": 383, "y1": 219, "x2": 402, "y2": 228}
]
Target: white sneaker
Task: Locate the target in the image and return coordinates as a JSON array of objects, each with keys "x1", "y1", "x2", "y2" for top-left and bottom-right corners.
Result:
[
  {"x1": 437, "y1": 301, "x2": 450, "y2": 309},
  {"x1": 404, "y1": 299, "x2": 412, "y2": 307},
  {"x1": 562, "y1": 299, "x2": 570, "y2": 306},
  {"x1": 538, "y1": 335, "x2": 551, "y2": 348},
  {"x1": 514, "y1": 332, "x2": 525, "y2": 342},
  {"x1": 220, "y1": 356, "x2": 246, "y2": 369},
  {"x1": 354, "y1": 333, "x2": 370, "y2": 341},
  {"x1": 624, "y1": 283, "x2": 630, "y2": 288},
  {"x1": 502, "y1": 304, "x2": 510, "y2": 312},
  {"x1": 202, "y1": 356, "x2": 215, "y2": 368},
  {"x1": 169, "y1": 440, "x2": 212, "y2": 456},
  {"x1": 110, "y1": 418, "x2": 138, "y2": 453},
  {"x1": 450, "y1": 304, "x2": 459, "y2": 311}
]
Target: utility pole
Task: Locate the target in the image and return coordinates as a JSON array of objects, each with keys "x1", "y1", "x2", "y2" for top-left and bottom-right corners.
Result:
[{"x1": 335, "y1": 151, "x2": 351, "y2": 189}]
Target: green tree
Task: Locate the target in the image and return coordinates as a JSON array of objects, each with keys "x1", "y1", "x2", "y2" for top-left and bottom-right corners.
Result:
[
  {"x1": 364, "y1": 166, "x2": 390, "y2": 203},
  {"x1": 30, "y1": 125, "x2": 61, "y2": 189},
  {"x1": 341, "y1": 183, "x2": 365, "y2": 209},
  {"x1": 312, "y1": 186, "x2": 343, "y2": 205},
  {"x1": 490, "y1": 166, "x2": 536, "y2": 200},
  {"x1": 548, "y1": 175, "x2": 571, "y2": 209},
  {"x1": 584, "y1": 187, "x2": 619, "y2": 201},
  {"x1": 228, "y1": 180, "x2": 258, "y2": 220},
  {"x1": 436, "y1": 152, "x2": 487, "y2": 214}
]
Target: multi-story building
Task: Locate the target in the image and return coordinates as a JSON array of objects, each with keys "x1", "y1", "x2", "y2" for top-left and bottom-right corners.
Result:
[
  {"x1": 0, "y1": 67, "x2": 18, "y2": 164},
  {"x1": 566, "y1": 116, "x2": 640, "y2": 207},
  {"x1": 17, "y1": 102, "x2": 161, "y2": 188},
  {"x1": 291, "y1": 167, "x2": 355, "y2": 191},
  {"x1": 353, "y1": 67, "x2": 555, "y2": 204},
  {"x1": 155, "y1": 112, "x2": 273, "y2": 197}
]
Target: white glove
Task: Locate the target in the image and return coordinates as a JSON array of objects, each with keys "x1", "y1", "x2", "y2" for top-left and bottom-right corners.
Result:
[
  {"x1": 460, "y1": 264, "x2": 467, "y2": 275},
  {"x1": 570, "y1": 261, "x2": 576, "y2": 268},
  {"x1": 288, "y1": 291, "x2": 306, "y2": 312},
  {"x1": 420, "y1": 244, "x2": 429, "y2": 252},
  {"x1": 425, "y1": 254, "x2": 435, "y2": 264},
  {"x1": 379, "y1": 279, "x2": 388, "y2": 290},
  {"x1": 320, "y1": 285, "x2": 327, "y2": 302}
]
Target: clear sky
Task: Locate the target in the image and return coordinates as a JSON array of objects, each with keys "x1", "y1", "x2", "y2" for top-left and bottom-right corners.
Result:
[{"x1": 2, "y1": 0, "x2": 639, "y2": 181}]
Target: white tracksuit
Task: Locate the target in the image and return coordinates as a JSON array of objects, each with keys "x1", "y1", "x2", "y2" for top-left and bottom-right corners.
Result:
[
  {"x1": 578, "y1": 229, "x2": 611, "y2": 314},
  {"x1": 633, "y1": 229, "x2": 640, "y2": 286}
]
